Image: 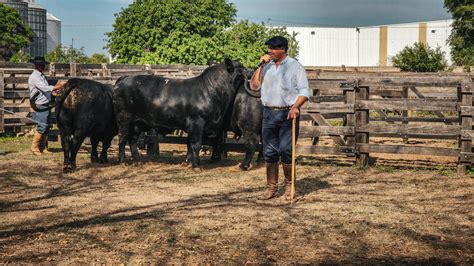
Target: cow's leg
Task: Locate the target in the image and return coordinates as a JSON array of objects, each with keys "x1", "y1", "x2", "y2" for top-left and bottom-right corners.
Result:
[
  {"x1": 90, "y1": 137, "x2": 100, "y2": 163},
  {"x1": 240, "y1": 132, "x2": 258, "y2": 171},
  {"x1": 210, "y1": 134, "x2": 223, "y2": 162},
  {"x1": 129, "y1": 127, "x2": 141, "y2": 163},
  {"x1": 70, "y1": 131, "x2": 87, "y2": 171},
  {"x1": 100, "y1": 137, "x2": 113, "y2": 164},
  {"x1": 61, "y1": 133, "x2": 74, "y2": 173},
  {"x1": 185, "y1": 139, "x2": 192, "y2": 164},
  {"x1": 118, "y1": 132, "x2": 128, "y2": 164},
  {"x1": 187, "y1": 119, "x2": 205, "y2": 169}
]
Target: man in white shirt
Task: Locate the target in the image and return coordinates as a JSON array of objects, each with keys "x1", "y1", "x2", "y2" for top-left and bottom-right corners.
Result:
[
  {"x1": 250, "y1": 36, "x2": 309, "y2": 200},
  {"x1": 28, "y1": 56, "x2": 65, "y2": 155}
]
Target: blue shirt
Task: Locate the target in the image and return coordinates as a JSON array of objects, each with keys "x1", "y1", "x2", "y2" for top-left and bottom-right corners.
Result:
[
  {"x1": 28, "y1": 69, "x2": 54, "y2": 105},
  {"x1": 260, "y1": 56, "x2": 310, "y2": 107}
]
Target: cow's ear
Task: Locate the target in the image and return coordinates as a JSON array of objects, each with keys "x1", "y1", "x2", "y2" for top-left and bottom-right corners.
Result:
[{"x1": 224, "y1": 58, "x2": 234, "y2": 73}]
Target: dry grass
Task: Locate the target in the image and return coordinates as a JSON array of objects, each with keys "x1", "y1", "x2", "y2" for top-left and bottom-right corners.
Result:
[{"x1": 0, "y1": 137, "x2": 473, "y2": 264}]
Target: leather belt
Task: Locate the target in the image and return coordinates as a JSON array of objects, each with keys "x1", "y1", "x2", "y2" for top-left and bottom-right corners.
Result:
[{"x1": 264, "y1": 106, "x2": 291, "y2": 110}]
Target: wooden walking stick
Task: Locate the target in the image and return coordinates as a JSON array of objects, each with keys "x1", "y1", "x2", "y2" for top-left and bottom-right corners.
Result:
[{"x1": 291, "y1": 117, "x2": 296, "y2": 205}]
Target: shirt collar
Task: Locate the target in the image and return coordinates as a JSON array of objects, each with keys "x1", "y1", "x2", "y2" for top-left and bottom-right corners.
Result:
[
  {"x1": 33, "y1": 69, "x2": 45, "y2": 76},
  {"x1": 270, "y1": 56, "x2": 289, "y2": 66}
]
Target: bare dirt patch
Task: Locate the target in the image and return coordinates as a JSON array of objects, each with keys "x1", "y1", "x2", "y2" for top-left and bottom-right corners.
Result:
[{"x1": 0, "y1": 138, "x2": 473, "y2": 264}]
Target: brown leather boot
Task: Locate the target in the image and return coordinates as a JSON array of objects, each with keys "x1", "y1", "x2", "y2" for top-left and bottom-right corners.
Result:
[
  {"x1": 31, "y1": 131, "x2": 42, "y2": 155},
  {"x1": 282, "y1": 163, "x2": 294, "y2": 200},
  {"x1": 40, "y1": 134, "x2": 52, "y2": 154},
  {"x1": 258, "y1": 162, "x2": 279, "y2": 200}
]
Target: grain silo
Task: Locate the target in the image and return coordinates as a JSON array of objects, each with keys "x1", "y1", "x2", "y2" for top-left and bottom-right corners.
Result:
[
  {"x1": 46, "y1": 12, "x2": 61, "y2": 53},
  {"x1": 25, "y1": 0, "x2": 47, "y2": 57}
]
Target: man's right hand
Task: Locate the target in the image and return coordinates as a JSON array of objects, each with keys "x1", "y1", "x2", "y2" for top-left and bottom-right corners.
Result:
[
  {"x1": 260, "y1": 54, "x2": 272, "y2": 67},
  {"x1": 53, "y1": 81, "x2": 66, "y2": 91}
]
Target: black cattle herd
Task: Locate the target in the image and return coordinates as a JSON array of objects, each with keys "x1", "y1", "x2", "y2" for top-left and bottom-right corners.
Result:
[{"x1": 52, "y1": 59, "x2": 263, "y2": 173}]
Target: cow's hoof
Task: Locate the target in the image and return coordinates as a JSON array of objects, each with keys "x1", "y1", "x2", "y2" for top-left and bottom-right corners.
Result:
[
  {"x1": 63, "y1": 165, "x2": 74, "y2": 173},
  {"x1": 239, "y1": 164, "x2": 252, "y2": 171},
  {"x1": 91, "y1": 157, "x2": 100, "y2": 164},
  {"x1": 99, "y1": 157, "x2": 108, "y2": 164},
  {"x1": 192, "y1": 167, "x2": 203, "y2": 173}
]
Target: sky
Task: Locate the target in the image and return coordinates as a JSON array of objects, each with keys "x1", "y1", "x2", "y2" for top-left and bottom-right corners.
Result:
[{"x1": 36, "y1": 0, "x2": 452, "y2": 56}]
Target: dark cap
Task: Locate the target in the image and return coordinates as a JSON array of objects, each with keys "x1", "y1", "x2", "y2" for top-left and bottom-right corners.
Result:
[
  {"x1": 265, "y1": 36, "x2": 288, "y2": 49},
  {"x1": 29, "y1": 56, "x2": 49, "y2": 66}
]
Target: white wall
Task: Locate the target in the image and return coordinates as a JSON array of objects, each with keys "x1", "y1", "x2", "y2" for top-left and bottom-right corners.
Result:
[{"x1": 286, "y1": 19, "x2": 453, "y2": 67}]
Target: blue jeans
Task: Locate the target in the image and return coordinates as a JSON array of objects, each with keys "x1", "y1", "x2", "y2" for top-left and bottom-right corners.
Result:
[
  {"x1": 32, "y1": 109, "x2": 51, "y2": 134},
  {"x1": 262, "y1": 107, "x2": 300, "y2": 164}
]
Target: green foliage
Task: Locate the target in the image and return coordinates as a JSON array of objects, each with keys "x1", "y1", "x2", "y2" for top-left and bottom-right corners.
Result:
[
  {"x1": 444, "y1": 0, "x2": 474, "y2": 69},
  {"x1": 9, "y1": 49, "x2": 30, "y2": 63},
  {"x1": 106, "y1": 0, "x2": 299, "y2": 68},
  {"x1": 391, "y1": 42, "x2": 448, "y2": 72},
  {"x1": 89, "y1": 53, "x2": 110, "y2": 64},
  {"x1": 45, "y1": 45, "x2": 109, "y2": 64},
  {"x1": 0, "y1": 3, "x2": 33, "y2": 62},
  {"x1": 106, "y1": 0, "x2": 236, "y2": 64},
  {"x1": 221, "y1": 20, "x2": 299, "y2": 68}
]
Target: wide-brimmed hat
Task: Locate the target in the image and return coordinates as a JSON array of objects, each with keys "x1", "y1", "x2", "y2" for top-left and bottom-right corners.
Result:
[{"x1": 29, "y1": 56, "x2": 49, "y2": 66}]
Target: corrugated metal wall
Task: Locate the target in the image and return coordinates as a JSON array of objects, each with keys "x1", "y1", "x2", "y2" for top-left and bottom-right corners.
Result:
[{"x1": 286, "y1": 19, "x2": 453, "y2": 67}]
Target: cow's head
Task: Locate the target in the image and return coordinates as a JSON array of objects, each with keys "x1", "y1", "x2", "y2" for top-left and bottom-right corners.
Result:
[{"x1": 223, "y1": 58, "x2": 246, "y2": 90}]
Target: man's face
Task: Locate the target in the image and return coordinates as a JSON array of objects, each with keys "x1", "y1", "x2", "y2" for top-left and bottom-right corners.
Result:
[
  {"x1": 35, "y1": 64, "x2": 46, "y2": 72},
  {"x1": 268, "y1": 47, "x2": 286, "y2": 61}
]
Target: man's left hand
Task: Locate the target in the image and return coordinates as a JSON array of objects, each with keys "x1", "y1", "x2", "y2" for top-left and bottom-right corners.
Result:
[{"x1": 287, "y1": 107, "x2": 300, "y2": 120}]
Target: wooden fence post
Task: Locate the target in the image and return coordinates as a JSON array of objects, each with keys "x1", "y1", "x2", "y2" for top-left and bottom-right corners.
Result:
[
  {"x1": 49, "y1": 63, "x2": 56, "y2": 77},
  {"x1": 402, "y1": 86, "x2": 409, "y2": 143},
  {"x1": 0, "y1": 71, "x2": 4, "y2": 134},
  {"x1": 344, "y1": 85, "x2": 356, "y2": 148},
  {"x1": 70, "y1": 63, "x2": 77, "y2": 77},
  {"x1": 355, "y1": 83, "x2": 369, "y2": 168},
  {"x1": 458, "y1": 80, "x2": 473, "y2": 175}
]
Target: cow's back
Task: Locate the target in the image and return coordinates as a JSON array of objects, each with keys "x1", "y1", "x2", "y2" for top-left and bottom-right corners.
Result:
[{"x1": 57, "y1": 78, "x2": 117, "y2": 138}]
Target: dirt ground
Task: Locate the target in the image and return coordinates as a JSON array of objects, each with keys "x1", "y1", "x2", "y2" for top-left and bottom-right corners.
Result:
[{"x1": 0, "y1": 136, "x2": 473, "y2": 264}]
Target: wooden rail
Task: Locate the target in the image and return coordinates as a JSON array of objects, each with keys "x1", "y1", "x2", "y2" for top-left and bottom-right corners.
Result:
[{"x1": 297, "y1": 76, "x2": 474, "y2": 175}]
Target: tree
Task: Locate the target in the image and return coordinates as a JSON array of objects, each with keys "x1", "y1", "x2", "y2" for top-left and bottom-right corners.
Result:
[
  {"x1": 106, "y1": 0, "x2": 300, "y2": 67},
  {"x1": 221, "y1": 20, "x2": 299, "y2": 68},
  {"x1": 0, "y1": 3, "x2": 33, "y2": 62},
  {"x1": 9, "y1": 49, "x2": 30, "y2": 63},
  {"x1": 391, "y1": 42, "x2": 448, "y2": 72},
  {"x1": 106, "y1": 0, "x2": 236, "y2": 64},
  {"x1": 444, "y1": 0, "x2": 473, "y2": 69},
  {"x1": 45, "y1": 45, "x2": 109, "y2": 64},
  {"x1": 89, "y1": 53, "x2": 109, "y2": 64}
]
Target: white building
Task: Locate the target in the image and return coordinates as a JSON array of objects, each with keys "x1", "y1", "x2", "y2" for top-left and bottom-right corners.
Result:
[
  {"x1": 46, "y1": 12, "x2": 61, "y2": 53},
  {"x1": 286, "y1": 19, "x2": 453, "y2": 67}
]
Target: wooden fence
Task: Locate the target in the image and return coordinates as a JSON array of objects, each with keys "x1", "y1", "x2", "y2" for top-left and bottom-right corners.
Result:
[{"x1": 0, "y1": 63, "x2": 473, "y2": 174}]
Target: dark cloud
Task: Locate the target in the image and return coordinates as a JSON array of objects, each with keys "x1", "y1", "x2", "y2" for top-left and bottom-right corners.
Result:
[{"x1": 234, "y1": 0, "x2": 452, "y2": 26}]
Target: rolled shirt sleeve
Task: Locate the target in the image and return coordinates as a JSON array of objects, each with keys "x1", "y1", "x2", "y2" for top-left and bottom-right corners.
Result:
[{"x1": 294, "y1": 64, "x2": 310, "y2": 102}]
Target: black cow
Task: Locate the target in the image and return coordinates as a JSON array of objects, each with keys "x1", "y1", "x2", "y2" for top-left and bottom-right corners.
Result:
[
  {"x1": 186, "y1": 69, "x2": 263, "y2": 170},
  {"x1": 113, "y1": 59, "x2": 245, "y2": 169},
  {"x1": 228, "y1": 69, "x2": 263, "y2": 170},
  {"x1": 55, "y1": 78, "x2": 118, "y2": 172}
]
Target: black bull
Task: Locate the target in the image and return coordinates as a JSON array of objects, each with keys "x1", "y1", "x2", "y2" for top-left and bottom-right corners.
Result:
[
  {"x1": 189, "y1": 69, "x2": 263, "y2": 170},
  {"x1": 55, "y1": 78, "x2": 118, "y2": 172},
  {"x1": 113, "y1": 59, "x2": 251, "y2": 168}
]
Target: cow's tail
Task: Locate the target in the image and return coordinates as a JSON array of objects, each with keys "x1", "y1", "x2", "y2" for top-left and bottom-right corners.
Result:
[{"x1": 55, "y1": 79, "x2": 78, "y2": 123}]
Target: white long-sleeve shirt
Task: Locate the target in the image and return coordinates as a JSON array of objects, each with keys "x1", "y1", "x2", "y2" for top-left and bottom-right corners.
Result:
[
  {"x1": 260, "y1": 56, "x2": 310, "y2": 107},
  {"x1": 28, "y1": 69, "x2": 54, "y2": 105}
]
